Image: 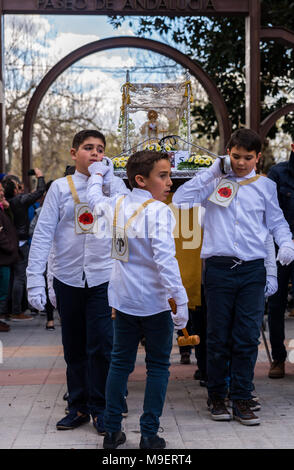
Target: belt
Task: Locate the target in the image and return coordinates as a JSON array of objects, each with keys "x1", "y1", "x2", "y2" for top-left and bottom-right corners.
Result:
[{"x1": 207, "y1": 256, "x2": 264, "y2": 269}]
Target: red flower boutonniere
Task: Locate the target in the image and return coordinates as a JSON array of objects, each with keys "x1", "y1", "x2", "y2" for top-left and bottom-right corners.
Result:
[
  {"x1": 218, "y1": 186, "x2": 232, "y2": 198},
  {"x1": 78, "y1": 211, "x2": 94, "y2": 225}
]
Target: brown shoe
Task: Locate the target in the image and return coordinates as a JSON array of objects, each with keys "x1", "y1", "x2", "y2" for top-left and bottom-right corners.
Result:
[
  {"x1": 268, "y1": 360, "x2": 285, "y2": 379},
  {"x1": 0, "y1": 320, "x2": 10, "y2": 332},
  {"x1": 10, "y1": 313, "x2": 33, "y2": 322}
]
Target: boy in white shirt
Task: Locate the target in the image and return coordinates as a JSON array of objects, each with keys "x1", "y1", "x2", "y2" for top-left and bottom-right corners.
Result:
[
  {"x1": 172, "y1": 128, "x2": 294, "y2": 426},
  {"x1": 26, "y1": 130, "x2": 129, "y2": 434},
  {"x1": 87, "y1": 150, "x2": 188, "y2": 449}
]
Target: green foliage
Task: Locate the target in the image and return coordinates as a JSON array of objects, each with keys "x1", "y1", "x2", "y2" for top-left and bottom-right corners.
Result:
[{"x1": 109, "y1": 1, "x2": 294, "y2": 140}]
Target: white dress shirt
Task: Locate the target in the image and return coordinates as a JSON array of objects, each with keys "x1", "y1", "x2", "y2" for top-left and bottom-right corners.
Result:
[
  {"x1": 87, "y1": 175, "x2": 188, "y2": 316},
  {"x1": 26, "y1": 171, "x2": 129, "y2": 289},
  {"x1": 172, "y1": 167, "x2": 292, "y2": 261}
]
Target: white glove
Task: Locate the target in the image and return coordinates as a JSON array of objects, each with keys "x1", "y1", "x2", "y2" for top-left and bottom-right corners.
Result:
[
  {"x1": 88, "y1": 161, "x2": 110, "y2": 177},
  {"x1": 277, "y1": 241, "x2": 294, "y2": 266},
  {"x1": 48, "y1": 286, "x2": 57, "y2": 308},
  {"x1": 28, "y1": 286, "x2": 47, "y2": 312},
  {"x1": 264, "y1": 275, "x2": 278, "y2": 297},
  {"x1": 218, "y1": 155, "x2": 232, "y2": 174},
  {"x1": 101, "y1": 157, "x2": 114, "y2": 186},
  {"x1": 170, "y1": 303, "x2": 189, "y2": 330}
]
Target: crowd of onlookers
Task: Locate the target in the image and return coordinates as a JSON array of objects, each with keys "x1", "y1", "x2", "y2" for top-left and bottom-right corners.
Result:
[{"x1": 0, "y1": 169, "x2": 54, "y2": 332}]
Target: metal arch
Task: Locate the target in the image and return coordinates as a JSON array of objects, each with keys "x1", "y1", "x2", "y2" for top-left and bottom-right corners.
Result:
[
  {"x1": 22, "y1": 36, "x2": 231, "y2": 188},
  {"x1": 260, "y1": 27, "x2": 294, "y2": 47},
  {"x1": 259, "y1": 27, "x2": 294, "y2": 142},
  {"x1": 260, "y1": 104, "x2": 294, "y2": 143}
]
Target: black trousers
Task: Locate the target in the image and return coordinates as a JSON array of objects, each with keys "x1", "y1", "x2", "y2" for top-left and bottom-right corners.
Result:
[
  {"x1": 267, "y1": 261, "x2": 294, "y2": 362},
  {"x1": 53, "y1": 278, "x2": 113, "y2": 418}
]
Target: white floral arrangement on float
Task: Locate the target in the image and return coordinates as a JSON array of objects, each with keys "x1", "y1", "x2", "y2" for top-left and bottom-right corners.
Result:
[
  {"x1": 112, "y1": 155, "x2": 128, "y2": 170},
  {"x1": 177, "y1": 154, "x2": 215, "y2": 170}
]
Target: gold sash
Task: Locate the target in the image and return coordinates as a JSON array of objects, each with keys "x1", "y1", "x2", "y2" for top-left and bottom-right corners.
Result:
[
  {"x1": 66, "y1": 175, "x2": 96, "y2": 234},
  {"x1": 208, "y1": 174, "x2": 261, "y2": 208}
]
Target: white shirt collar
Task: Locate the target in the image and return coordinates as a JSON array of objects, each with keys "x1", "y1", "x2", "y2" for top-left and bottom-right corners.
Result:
[
  {"x1": 74, "y1": 170, "x2": 89, "y2": 181},
  {"x1": 232, "y1": 168, "x2": 256, "y2": 182},
  {"x1": 131, "y1": 188, "x2": 154, "y2": 199}
]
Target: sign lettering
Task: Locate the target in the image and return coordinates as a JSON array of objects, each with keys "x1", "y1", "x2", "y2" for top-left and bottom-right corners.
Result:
[
  {"x1": 2, "y1": 0, "x2": 249, "y2": 14},
  {"x1": 34, "y1": 0, "x2": 231, "y2": 13}
]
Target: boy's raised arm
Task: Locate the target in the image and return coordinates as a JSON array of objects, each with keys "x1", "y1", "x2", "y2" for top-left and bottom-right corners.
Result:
[
  {"x1": 87, "y1": 161, "x2": 129, "y2": 212},
  {"x1": 172, "y1": 157, "x2": 224, "y2": 207}
]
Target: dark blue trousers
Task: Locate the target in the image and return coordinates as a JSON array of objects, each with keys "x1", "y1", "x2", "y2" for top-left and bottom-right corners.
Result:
[
  {"x1": 104, "y1": 310, "x2": 173, "y2": 437},
  {"x1": 267, "y1": 261, "x2": 294, "y2": 362},
  {"x1": 204, "y1": 257, "x2": 266, "y2": 401},
  {"x1": 53, "y1": 278, "x2": 113, "y2": 418}
]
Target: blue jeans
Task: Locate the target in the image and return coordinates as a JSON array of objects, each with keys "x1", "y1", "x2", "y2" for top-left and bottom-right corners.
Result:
[
  {"x1": 53, "y1": 278, "x2": 113, "y2": 417},
  {"x1": 104, "y1": 310, "x2": 174, "y2": 437},
  {"x1": 267, "y1": 261, "x2": 294, "y2": 362},
  {"x1": 204, "y1": 257, "x2": 266, "y2": 401}
]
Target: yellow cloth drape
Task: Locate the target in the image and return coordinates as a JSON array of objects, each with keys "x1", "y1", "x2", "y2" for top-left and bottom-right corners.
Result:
[{"x1": 166, "y1": 194, "x2": 202, "y2": 308}]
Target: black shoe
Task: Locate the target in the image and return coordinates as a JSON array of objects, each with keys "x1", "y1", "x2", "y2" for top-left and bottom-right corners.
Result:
[
  {"x1": 56, "y1": 411, "x2": 90, "y2": 430},
  {"x1": 207, "y1": 397, "x2": 231, "y2": 421},
  {"x1": 200, "y1": 378, "x2": 207, "y2": 388},
  {"x1": 248, "y1": 397, "x2": 261, "y2": 412},
  {"x1": 180, "y1": 352, "x2": 191, "y2": 364},
  {"x1": 140, "y1": 435, "x2": 166, "y2": 449},
  {"x1": 103, "y1": 431, "x2": 126, "y2": 449},
  {"x1": 193, "y1": 369, "x2": 201, "y2": 380},
  {"x1": 232, "y1": 400, "x2": 260, "y2": 426},
  {"x1": 193, "y1": 369, "x2": 207, "y2": 386},
  {"x1": 93, "y1": 414, "x2": 106, "y2": 435}
]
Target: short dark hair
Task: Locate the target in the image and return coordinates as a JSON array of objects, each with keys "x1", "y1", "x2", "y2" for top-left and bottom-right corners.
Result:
[
  {"x1": 2, "y1": 177, "x2": 17, "y2": 199},
  {"x1": 126, "y1": 150, "x2": 170, "y2": 189},
  {"x1": 227, "y1": 128, "x2": 262, "y2": 155},
  {"x1": 72, "y1": 129, "x2": 106, "y2": 150},
  {"x1": 64, "y1": 165, "x2": 76, "y2": 176}
]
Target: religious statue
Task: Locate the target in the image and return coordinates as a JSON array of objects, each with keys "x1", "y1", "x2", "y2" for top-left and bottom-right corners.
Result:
[{"x1": 140, "y1": 110, "x2": 168, "y2": 142}]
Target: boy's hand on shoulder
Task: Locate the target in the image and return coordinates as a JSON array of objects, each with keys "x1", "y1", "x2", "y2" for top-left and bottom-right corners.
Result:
[
  {"x1": 88, "y1": 161, "x2": 110, "y2": 177},
  {"x1": 171, "y1": 302, "x2": 189, "y2": 330},
  {"x1": 277, "y1": 241, "x2": 294, "y2": 266}
]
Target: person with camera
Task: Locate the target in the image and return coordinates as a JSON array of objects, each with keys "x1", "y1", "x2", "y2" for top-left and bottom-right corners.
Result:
[{"x1": 2, "y1": 168, "x2": 46, "y2": 321}]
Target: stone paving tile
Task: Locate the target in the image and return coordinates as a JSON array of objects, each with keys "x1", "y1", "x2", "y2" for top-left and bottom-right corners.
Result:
[{"x1": 2, "y1": 315, "x2": 294, "y2": 449}]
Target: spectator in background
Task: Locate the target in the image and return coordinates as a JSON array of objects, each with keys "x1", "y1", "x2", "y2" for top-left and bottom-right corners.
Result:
[
  {"x1": 2, "y1": 169, "x2": 46, "y2": 321},
  {"x1": 267, "y1": 143, "x2": 294, "y2": 379},
  {"x1": 0, "y1": 182, "x2": 18, "y2": 331}
]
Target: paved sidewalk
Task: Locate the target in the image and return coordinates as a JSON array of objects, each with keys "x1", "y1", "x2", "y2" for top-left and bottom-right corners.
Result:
[{"x1": 1, "y1": 311, "x2": 294, "y2": 449}]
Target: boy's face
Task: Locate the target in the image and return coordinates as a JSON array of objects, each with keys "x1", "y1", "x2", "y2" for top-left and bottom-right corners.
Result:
[
  {"x1": 228, "y1": 145, "x2": 261, "y2": 177},
  {"x1": 136, "y1": 159, "x2": 172, "y2": 202},
  {"x1": 71, "y1": 137, "x2": 105, "y2": 176}
]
